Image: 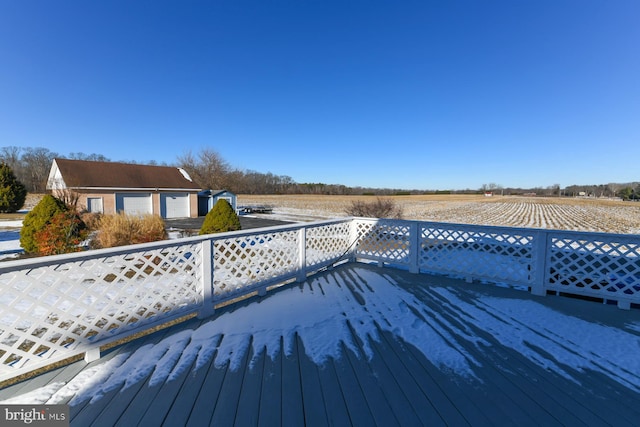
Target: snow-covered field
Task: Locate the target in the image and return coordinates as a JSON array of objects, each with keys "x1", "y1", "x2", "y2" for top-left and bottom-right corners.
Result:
[{"x1": 239, "y1": 195, "x2": 640, "y2": 234}]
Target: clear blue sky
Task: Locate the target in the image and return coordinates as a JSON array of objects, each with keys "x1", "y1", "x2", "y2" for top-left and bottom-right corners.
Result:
[{"x1": 1, "y1": 1, "x2": 638, "y2": 190}]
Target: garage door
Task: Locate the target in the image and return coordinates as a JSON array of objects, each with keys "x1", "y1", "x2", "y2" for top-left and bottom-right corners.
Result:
[
  {"x1": 161, "y1": 193, "x2": 189, "y2": 218},
  {"x1": 116, "y1": 193, "x2": 152, "y2": 216}
]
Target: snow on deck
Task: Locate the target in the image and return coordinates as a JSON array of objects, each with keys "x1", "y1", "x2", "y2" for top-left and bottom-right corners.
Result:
[{"x1": 2, "y1": 264, "x2": 640, "y2": 425}]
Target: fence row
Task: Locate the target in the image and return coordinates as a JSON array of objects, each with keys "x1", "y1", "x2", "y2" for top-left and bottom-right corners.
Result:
[
  {"x1": 1, "y1": 218, "x2": 639, "y2": 382},
  {"x1": 354, "y1": 218, "x2": 640, "y2": 309}
]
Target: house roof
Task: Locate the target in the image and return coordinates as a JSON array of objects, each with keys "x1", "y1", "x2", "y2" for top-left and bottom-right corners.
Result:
[{"x1": 49, "y1": 158, "x2": 201, "y2": 191}]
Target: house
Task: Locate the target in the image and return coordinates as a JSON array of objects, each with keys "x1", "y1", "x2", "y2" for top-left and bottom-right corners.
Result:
[
  {"x1": 46, "y1": 158, "x2": 201, "y2": 218},
  {"x1": 198, "y1": 189, "x2": 237, "y2": 216}
]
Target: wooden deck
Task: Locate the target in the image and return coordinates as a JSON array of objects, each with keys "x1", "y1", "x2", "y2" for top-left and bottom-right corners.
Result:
[{"x1": 2, "y1": 263, "x2": 640, "y2": 426}]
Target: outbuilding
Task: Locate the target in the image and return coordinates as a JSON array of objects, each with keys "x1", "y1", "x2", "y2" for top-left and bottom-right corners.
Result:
[
  {"x1": 198, "y1": 189, "x2": 237, "y2": 216},
  {"x1": 46, "y1": 158, "x2": 202, "y2": 218}
]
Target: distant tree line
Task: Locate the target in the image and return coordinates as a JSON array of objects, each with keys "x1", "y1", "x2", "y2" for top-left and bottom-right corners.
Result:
[{"x1": 2, "y1": 146, "x2": 639, "y2": 198}]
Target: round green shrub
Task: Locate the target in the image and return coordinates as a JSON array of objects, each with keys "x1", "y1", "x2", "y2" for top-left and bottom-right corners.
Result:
[
  {"x1": 20, "y1": 195, "x2": 68, "y2": 253},
  {"x1": 0, "y1": 163, "x2": 27, "y2": 213},
  {"x1": 199, "y1": 199, "x2": 241, "y2": 235}
]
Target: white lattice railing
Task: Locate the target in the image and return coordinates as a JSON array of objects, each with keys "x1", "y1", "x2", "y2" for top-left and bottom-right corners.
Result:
[
  {"x1": 2, "y1": 217, "x2": 639, "y2": 382},
  {"x1": 0, "y1": 219, "x2": 353, "y2": 383},
  {"x1": 352, "y1": 218, "x2": 640, "y2": 309}
]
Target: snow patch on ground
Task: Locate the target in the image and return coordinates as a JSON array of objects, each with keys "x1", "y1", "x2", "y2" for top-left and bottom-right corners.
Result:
[{"x1": 0, "y1": 227, "x2": 21, "y2": 261}]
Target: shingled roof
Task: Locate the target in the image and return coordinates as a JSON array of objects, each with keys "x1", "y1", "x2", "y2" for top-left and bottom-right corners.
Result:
[{"x1": 49, "y1": 158, "x2": 201, "y2": 190}]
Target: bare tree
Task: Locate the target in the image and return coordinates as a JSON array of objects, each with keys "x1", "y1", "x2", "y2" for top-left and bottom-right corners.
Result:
[
  {"x1": 21, "y1": 147, "x2": 58, "y2": 193},
  {"x1": 606, "y1": 183, "x2": 621, "y2": 198},
  {"x1": 0, "y1": 146, "x2": 22, "y2": 171},
  {"x1": 67, "y1": 152, "x2": 110, "y2": 162},
  {"x1": 177, "y1": 148, "x2": 232, "y2": 190}
]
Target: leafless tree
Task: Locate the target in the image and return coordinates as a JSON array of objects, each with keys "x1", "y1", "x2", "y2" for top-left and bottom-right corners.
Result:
[
  {"x1": 20, "y1": 147, "x2": 58, "y2": 192},
  {"x1": 177, "y1": 148, "x2": 233, "y2": 190},
  {"x1": 68, "y1": 152, "x2": 110, "y2": 162}
]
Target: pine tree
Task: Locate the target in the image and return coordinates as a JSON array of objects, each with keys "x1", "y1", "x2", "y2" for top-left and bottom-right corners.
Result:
[
  {"x1": 20, "y1": 195, "x2": 69, "y2": 253},
  {"x1": 0, "y1": 163, "x2": 27, "y2": 213},
  {"x1": 199, "y1": 199, "x2": 241, "y2": 235}
]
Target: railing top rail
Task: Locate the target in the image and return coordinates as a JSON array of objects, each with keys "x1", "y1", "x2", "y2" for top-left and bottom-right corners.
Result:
[{"x1": 353, "y1": 217, "x2": 640, "y2": 240}]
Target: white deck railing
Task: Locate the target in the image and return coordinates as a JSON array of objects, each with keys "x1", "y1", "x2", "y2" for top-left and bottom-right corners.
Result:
[{"x1": 1, "y1": 218, "x2": 639, "y2": 382}]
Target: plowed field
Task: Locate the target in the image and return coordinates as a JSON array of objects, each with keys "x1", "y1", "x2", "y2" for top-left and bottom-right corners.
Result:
[{"x1": 237, "y1": 195, "x2": 640, "y2": 234}]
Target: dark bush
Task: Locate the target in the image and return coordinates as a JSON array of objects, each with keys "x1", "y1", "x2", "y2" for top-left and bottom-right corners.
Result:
[
  {"x1": 0, "y1": 163, "x2": 27, "y2": 213},
  {"x1": 200, "y1": 199, "x2": 241, "y2": 234},
  {"x1": 345, "y1": 197, "x2": 403, "y2": 219}
]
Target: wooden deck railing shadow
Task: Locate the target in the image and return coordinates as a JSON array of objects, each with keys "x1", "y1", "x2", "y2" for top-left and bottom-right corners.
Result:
[{"x1": 1, "y1": 217, "x2": 639, "y2": 383}]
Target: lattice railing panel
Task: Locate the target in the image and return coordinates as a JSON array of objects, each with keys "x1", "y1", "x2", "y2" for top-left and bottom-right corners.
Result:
[
  {"x1": 2, "y1": 218, "x2": 638, "y2": 383},
  {"x1": 213, "y1": 230, "x2": 299, "y2": 299},
  {"x1": 547, "y1": 233, "x2": 640, "y2": 302},
  {"x1": 419, "y1": 224, "x2": 535, "y2": 284},
  {"x1": 0, "y1": 242, "x2": 202, "y2": 375},
  {"x1": 354, "y1": 220, "x2": 412, "y2": 264},
  {"x1": 306, "y1": 221, "x2": 352, "y2": 268}
]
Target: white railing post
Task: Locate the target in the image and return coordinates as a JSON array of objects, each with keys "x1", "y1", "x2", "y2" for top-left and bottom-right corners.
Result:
[
  {"x1": 531, "y1": 230, "x2": 548, "y2": 296},
  {"x1": 297, "y1": 227, "x2": 307, "y2": 282},
  {"x1": 409, "y1": 221, "x2": 420, "y2": 274},
  {"x1": 348, "y1": 219, "x2": 359, "y2": 263},
  {"x1": 198, "y1": 239, "x2": 215, "y2": 318}
]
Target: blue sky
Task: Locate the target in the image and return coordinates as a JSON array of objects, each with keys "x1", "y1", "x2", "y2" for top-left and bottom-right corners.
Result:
[{"x1": 1, "y1": 1, "x2": 638, "y2": 190}]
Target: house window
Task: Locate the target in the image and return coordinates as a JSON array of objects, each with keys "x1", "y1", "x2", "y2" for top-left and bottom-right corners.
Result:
[{"x1": 87, "y1": 197, "x2": 104, "y2": 214}]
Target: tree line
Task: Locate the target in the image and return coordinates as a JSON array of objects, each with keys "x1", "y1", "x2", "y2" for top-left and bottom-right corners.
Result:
[{"x1": 2, "y1": 146, "x2": 638, "y2": 199}]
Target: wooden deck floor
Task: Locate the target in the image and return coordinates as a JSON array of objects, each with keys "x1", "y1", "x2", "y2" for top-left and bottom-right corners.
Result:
[{"x1": 2, "y1": 263, "x2": 640, "y2": 426}]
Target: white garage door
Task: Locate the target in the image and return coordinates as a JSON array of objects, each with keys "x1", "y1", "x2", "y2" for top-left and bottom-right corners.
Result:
[
  {"x1": 161, "y1": 193, "x2": 189, "y2": 218},
  {"x1": 116, "y1": 193, "x2": 152, "y2": 216}
]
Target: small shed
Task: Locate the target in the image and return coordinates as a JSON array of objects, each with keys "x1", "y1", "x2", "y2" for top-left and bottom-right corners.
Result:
[{"x1": 198, "y1": 190, "x2": 237, "y2": 216}]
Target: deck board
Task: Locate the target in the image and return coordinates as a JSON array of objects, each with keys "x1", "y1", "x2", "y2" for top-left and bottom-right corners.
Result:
[
  {"x1": 258, "y1": 339, "x2": 282, "y2": 427},
  {"x1": 2, "y1": 263, "x2": 640, "y2": 426},
  {"x1": 340, "y1": 333, "x2": 400, "y2": 426},
  {"x1": 316, "y1": 356, "x2": 352, "y2": 425},
  {"x1": 235, "y1": 344, "x2": 266, "y2": 426},
  {"x1": 208, "y1": 335, "x2": 253, "y2": 426},
  {"x1": 181, "y1": 347, "x2": 228, "y2": 426},
  {"x1": 280, "y1": 339, "x2": 305, "y2": 427},
  {"x1": 331, "y1": 342, "x2": 376, "y2": 426},
  {"x1": 296, "y1": 334, "x2": 329, "y2": 427},
  {"x1": 362, "y1": 328, "x2": 437, "y2": 426},
  {"x1": 122, "y1": 356, "x2": 198, "y2": 426}
]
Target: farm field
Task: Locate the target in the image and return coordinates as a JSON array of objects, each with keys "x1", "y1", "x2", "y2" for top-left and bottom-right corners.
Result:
[{"x1": 238, "y1": 194, "x2": 640, "y2": 234}]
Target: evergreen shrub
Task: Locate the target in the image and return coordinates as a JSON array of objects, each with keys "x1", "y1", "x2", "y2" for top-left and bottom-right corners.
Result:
[
  {"x1": 20, "y1": 195, "x2": 68, "y2": 253},
  {"x1": 199, "y1": 199, "x2": 241, "y2": 235},
  {"x1": 0, "y1": 163, "x2": 27, "y2": 213}
]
